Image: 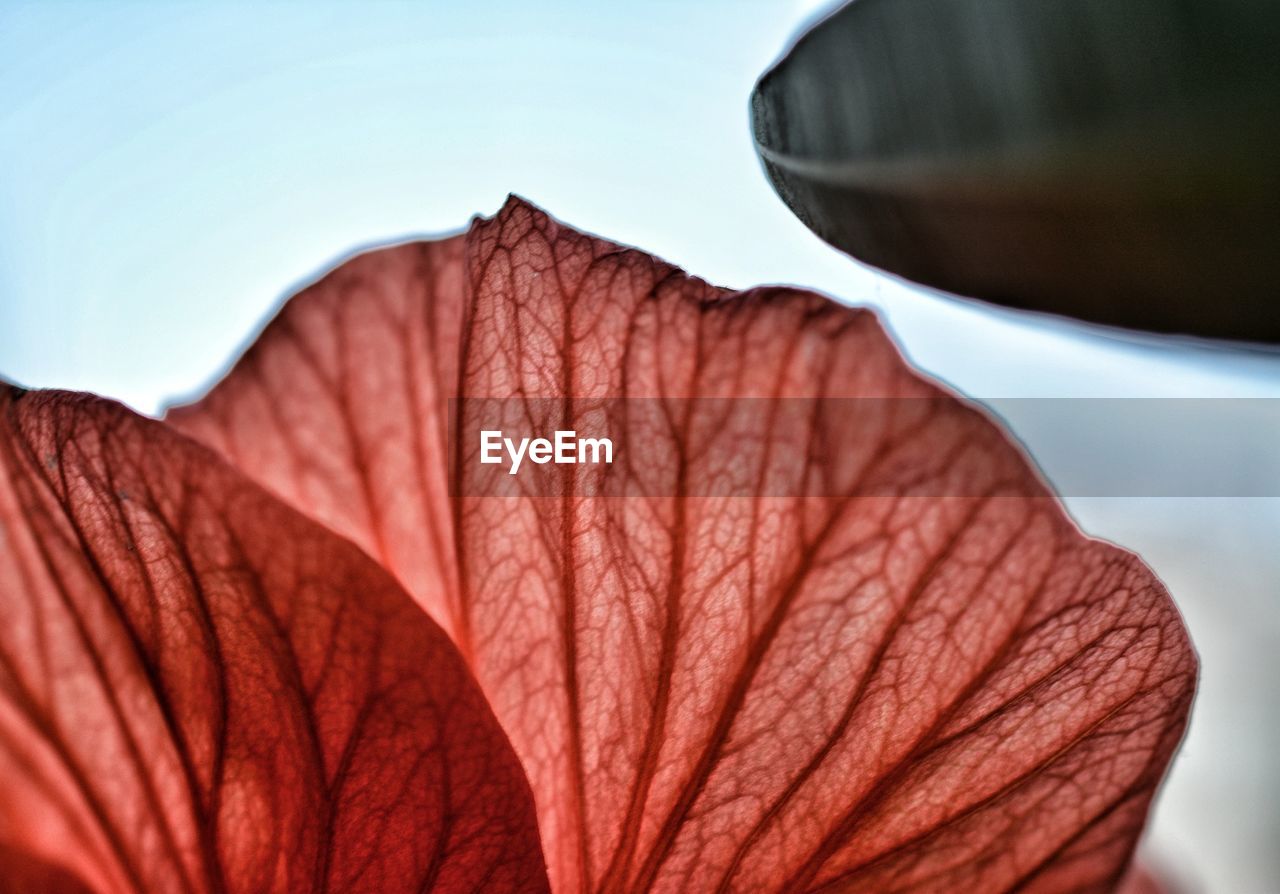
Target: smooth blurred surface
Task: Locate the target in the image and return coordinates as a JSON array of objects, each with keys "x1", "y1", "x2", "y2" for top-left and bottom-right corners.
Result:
[
  {"x1": 751, "y1": 0, "x2": 1280, "y2": 341},
  {"x1": 1, "y1": 2, "x2": 1277, "y2": 890}
]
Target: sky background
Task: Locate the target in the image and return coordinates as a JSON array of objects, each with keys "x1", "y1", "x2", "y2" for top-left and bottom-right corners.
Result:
[{"x1": 2, "y1": 2, "x2": 1278, "y2": 890}]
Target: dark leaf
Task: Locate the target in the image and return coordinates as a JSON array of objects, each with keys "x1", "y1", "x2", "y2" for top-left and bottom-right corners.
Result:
[{"x1": 752, "y1": 0, "x2": 1280, "y2": 342}]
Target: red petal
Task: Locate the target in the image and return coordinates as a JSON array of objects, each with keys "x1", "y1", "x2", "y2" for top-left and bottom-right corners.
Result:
[
  {"x1": 0, "y1": 387, "x2": 548, "y2": 893},
  {"x1": 0, "y1": 843, "x2": 96, "y2": 893},
  {"x1": 172, "y1": 197, "x2": 1196, "y2": 893}
]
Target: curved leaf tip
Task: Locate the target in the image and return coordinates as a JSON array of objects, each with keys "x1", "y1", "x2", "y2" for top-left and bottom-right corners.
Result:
[{"x1": 751, "y1": 0, "x2": 1280, "y2": 343}]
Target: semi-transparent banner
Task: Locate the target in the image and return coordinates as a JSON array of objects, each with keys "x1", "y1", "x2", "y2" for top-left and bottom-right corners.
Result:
[{"x1": 447, "y1": 397, "x2": 1280, "y2": 498}]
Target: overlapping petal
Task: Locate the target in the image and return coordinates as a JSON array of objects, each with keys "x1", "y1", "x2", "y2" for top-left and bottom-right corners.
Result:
[
  {"x1": 171, "y1": 198, "x2": 1196, "y2": 893},
  {"x1": 0, "y1": 386, "x2": 548, "y2": 893}
]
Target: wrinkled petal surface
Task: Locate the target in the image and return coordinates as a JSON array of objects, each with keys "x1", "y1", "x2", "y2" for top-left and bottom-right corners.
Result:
[
  {"x1": 0, "y1": 843, "x2": 96, "y2": 894},
  {"x1": 172, "y1": 198, "x2": 1196, "y2": 893},
  {"x1": 0, "y1": 386, "x2": 548, "y2": 893}
]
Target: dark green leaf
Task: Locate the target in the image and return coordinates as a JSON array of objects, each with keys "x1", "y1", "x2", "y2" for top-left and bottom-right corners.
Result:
[{"x1": 752, "y1": 0, "x2": 1280, "y2": 342}]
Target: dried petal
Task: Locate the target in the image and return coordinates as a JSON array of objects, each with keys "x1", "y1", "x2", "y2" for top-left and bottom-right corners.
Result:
[
  {"x1": 0, "y1": 386, "x2": 548, "y2": 893},
  {"x1": 173, "y1": 198, "x2": 1195, "y2": 892}
]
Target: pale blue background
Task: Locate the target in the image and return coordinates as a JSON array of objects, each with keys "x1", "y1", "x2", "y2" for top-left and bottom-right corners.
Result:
[{"x1": 2, "y1": 2, "x2": 1278, "y2": 890}]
